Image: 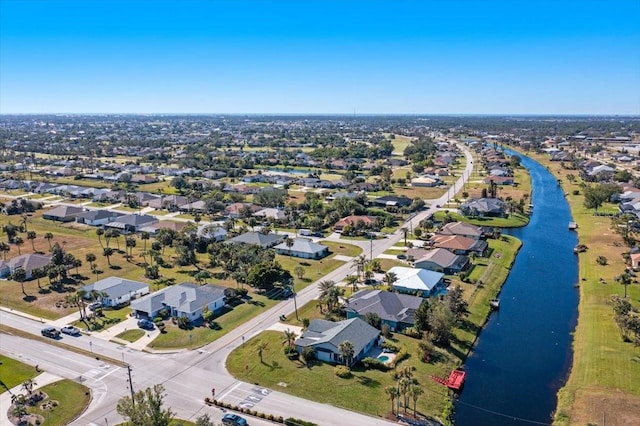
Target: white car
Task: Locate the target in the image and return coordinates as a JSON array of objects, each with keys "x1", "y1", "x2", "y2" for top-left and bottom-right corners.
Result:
[{"x1": 60, "y1": 325, "x2": 81, "y2": 336}]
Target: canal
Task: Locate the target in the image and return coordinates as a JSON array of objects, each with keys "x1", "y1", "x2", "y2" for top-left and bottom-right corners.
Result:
[{"x1": 454, "y1": 150, "x2": 579, "y2": 425}]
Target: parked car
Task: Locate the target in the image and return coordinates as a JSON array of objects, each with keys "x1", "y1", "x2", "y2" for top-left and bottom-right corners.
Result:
[
  {"x1": 222, "y1": 414, "x2": 248, "y2": 426},
  {"x1": 41, "y1": 326, "x2": 60, "y2": 339},
  {"x1": 61, "y1": 325, "x2": 81, "y2": 336},
  {"x1": 88, "y1": 302, "x2": 102, "y2": 311},
  {"x1": 137, "y1": 319, "x2": 154, "y2": 330},
  {"x1": 397, "y1": 253, "x2": 407, "y2": 260},
  {"x1": 364, "y1": 278, "x2": 381, "y2": 286}
]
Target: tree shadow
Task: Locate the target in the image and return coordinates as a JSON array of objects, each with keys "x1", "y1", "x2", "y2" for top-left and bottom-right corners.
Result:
[
  {"x1": 23, "y1": 295, "x2": 37, "y2": 302},
  {"x1": 356, "y1": 375, "x2": 381, "y2": 388},
  {"x1": 109, "y1": 265, "x2": 122, "y2": 270},
  {"x1": 177, "y1": 269, "x2": 198, "y2": 276}
]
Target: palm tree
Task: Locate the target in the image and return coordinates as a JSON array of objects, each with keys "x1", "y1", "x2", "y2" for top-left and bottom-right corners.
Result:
[
  {"x1": 257, "y1": 341, "x2": 268, "y2": 363},
  {"x1": 352, "y1": 254, "x2": 368, "y2": 280},
  {"x1": 31, "y1": 267, "x2": 44, "y2": 291},
  {"x1": 103, "y1": 247, "x2": 114, "y2": 267},
  {"x1": 383, "y1": 271, "x2": 398, "y2": 289},
  {"x1": 85, "y1": 253, "x2": 96, "y2": 269},
  {"x1": 293, "y1": 265, "x2": 305, "y2": 280},
  {"x1": 282, "y1": 329, "x2": 296, "y2": 349},
  {"x1": 385, "y1": 386, "x2": 399, "y2": 415},
  {"x1": 96, "y1": 228, "x2": 104, "y2": 249},
  {"x1": 409, "y1": 385, "x2": 424, "y2": 417},
  {"x1": 400, "y1": 227, "x2": 408, "y2": 246},
  {"x1": 13, "y1": 236, "x2": 23, "y2": 255},
  {"x1": 0, "y1": 242, "x2": 9, "y2": 260},
  {"x1": 140, "y1": 231, "x2": 150, "y2": 251},
  {"x1": 111, "y1": 229, "x2": 121, "y2": 251},
  {"x1": 44, "y1": 232, "x2": 54, "y2": 249},
  {"x1": 285, "y1": 236, "x2": 294, "y2": 258},
  {"x1": 398, "y1": 377, "x2": 412, "y2": 413},
  {"x1": 125, "y1": 236, "x2": 136, "y2": 259},
  {"x1": 11, "y1": 267, "x2": 27, "y2": 296},
  {"x1": 21, "y1": 378, "x2": 36, "y2": 398},
  {"x1": 338, "y1": 340, "x2": 354, "y2": 367},
  {"x1": 345, "y1": 275, "x2": 359, "y2": 293},
  {"x1": 27, "y1": 231, "x2": 37, "y2": 252}
]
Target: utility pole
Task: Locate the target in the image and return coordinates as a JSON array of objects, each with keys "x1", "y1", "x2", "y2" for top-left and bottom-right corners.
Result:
[{"x1": 126, "y1": 364, "x2": 135, "y2": 406}]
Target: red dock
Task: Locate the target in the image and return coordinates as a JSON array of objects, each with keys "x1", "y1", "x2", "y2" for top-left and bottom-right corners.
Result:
[{"x1": 431, "y1": 369, "x2": 466, "y2": 391}]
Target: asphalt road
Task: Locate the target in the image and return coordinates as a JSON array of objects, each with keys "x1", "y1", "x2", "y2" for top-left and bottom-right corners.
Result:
[{"x1": 0, "y1": 144, "x2": 474, "y2": 425}]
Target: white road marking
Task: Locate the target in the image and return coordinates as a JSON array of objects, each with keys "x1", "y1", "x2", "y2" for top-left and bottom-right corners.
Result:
[{"x1": 217, "y1": 381, "x2": 243, "y2": 400}]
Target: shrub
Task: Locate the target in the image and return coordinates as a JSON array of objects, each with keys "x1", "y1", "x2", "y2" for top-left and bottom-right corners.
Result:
[
  {"x1": 381, "y1": 341, "x2": 400, "y2": 352},
  {"x1": 389, "y1": 347, "x2": 409, "y2": 368},
  {"x1": 334, "y1": 365, "x2": 352, "y2": 378},
  {"x1": 361, "y1": 357, "x2": 388, "y2": 371},
  {"x1": 284, "y1": 418, "x2": 318, "y2": 426},
  {"x1": 277, "y1": 416, "x2": 284, "y2": 423},
  {"x1": 301, "y1": 318, "x2": 310, "y2": 328},
  {"x1": 237, "y1": 288, "x2": 249, "y2": 297},
  {"x1": 403, "y1": 327, "x2": 422, "y2": 339},
  {"x1": 176, "y1": 316, "x2": 191, "y2": 329},
  {"x1": 572, "y1": 190, "x2": 580, "y2": 195},
  {"x1": 284, "y1": 347, "x2": 298, "y2": 360},
  {"x1": 381, "y1": 323, "x2": 392, "y2": 338},
  {"x1": 259, "y1": 412, "x2": 267, "y2": 418}
]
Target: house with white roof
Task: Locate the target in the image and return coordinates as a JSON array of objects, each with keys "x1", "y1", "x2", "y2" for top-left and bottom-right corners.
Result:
[
  {"x1": 387, "y1": 266, "x2": 445, "y2": 297},
  {"x1": 131, "y1": 283, "x2": 227, "y2": 321},
  {"x1": 81, "y1": 276, "x2": 149, "y2": 307},
  {"x1": 273, "y1": 237, "x2": 329, "y2": 259}
]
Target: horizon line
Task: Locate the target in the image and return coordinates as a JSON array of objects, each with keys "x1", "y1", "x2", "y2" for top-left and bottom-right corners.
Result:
[{"x1": 1, "y1": 112, "x2": 639, "y2": 117}]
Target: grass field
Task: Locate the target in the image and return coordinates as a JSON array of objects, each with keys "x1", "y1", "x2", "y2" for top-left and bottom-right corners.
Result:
[
  {"x1": 115, "y1": 329, "x2": 145, "y2": 343},
  {"x1": 29, "y1": 379, "x2": 91, "y2": 425},
  {"x1": 511, "y1": 149, "x2": 640, "y2": 425},
  {"x1": 0, "y1": 355, "x2": 39, "y2": 394},
  {"x1": 432, "y1": 211, "x2": 529, "y2": 228},
  {"x1": 227, "y1": 235, "x2": 521, "y2": 420}
]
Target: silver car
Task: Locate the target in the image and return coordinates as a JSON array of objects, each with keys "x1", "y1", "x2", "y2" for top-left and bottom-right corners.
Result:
[{"x1": 61, "y1": 325, "x2": 81, "y2": 336}]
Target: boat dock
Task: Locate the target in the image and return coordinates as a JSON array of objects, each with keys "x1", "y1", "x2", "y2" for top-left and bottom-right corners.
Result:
[{"x1": 568, "y1": 221, "x2": 577, "y2": 230}]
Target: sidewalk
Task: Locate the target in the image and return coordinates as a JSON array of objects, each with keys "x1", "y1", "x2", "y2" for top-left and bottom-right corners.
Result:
[{"x1": 0, "y1": 371, "x2": 62, "y2": 425}]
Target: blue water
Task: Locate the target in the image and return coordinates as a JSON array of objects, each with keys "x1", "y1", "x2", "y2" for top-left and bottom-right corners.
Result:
[
  {"x1": 454, "y1": 150, "x2": 579, "y2": 425},
  {"x1": 378, "y1": 355, "x2": 390, "y2": 362}
]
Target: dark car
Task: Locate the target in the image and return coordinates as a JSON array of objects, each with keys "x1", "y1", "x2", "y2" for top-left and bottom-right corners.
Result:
[
  {"x1": 41, "y1": 326, "x2": 60, "y2": 339},
  {"x1": 222, "y1": 413, "x2": 248, "y2": 426},
  {"x1": 137, "y1": 319, "x2": 154, "y2": 330}
]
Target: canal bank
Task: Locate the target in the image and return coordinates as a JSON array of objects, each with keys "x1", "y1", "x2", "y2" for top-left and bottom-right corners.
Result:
[{"x1": 454, "y1": 149, "x2": 579, "y2": 425}]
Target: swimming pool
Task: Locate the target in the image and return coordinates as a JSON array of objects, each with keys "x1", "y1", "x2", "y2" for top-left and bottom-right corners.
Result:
[{"x1": 377, "y1": 355, "x2": 390, "y2": 362}]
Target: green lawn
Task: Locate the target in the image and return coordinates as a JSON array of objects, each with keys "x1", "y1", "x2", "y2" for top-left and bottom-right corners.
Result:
[
  {"x1": 230, "y1": 235, "x2": 522, "y2": 420},
  {"x1": 0, "y1": 355, "x2": 39, "y2": 394},
  {"x1": 30, "y1": 379, "x2": 91, "y2": 425},
  {"x1": 150, "y1": 294, "x2": 279, "y2": 349},
  {"x1": 321, "y1": 241, "x2": 362, "y2": 257},
  {"x1": 433, "y1": 211, "x2": 529, "y2": 228},
  {"x1": 227, "y1": 331, "x2": 455, "y2": 419},
  {"x1": 116, "y1": 329, "x2": 145, "y2": 343},
  {"x1": 276, "y1": 255, "x2": 345, "y2": 291}
]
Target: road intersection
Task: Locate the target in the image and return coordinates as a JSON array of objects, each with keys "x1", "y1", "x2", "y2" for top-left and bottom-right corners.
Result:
[{"x1": 0, "y1": 145, "x2": 474, "y2": 425}]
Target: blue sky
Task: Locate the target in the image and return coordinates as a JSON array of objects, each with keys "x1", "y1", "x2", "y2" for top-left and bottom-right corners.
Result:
[{"x1": 1, "y1": 0, "x2": 639, "y2": 114}]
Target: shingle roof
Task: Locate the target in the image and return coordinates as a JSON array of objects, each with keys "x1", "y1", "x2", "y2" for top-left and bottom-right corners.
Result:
[
  {"x1": 76, "y1": 209, "x2": 124, "y2": 221},
  {"x1": 414, "y1": 248, "x2": 459, "y2": 268},
  {"x1": 82, "y1": 277, "x2": 149, "y2": 299},
  {"x1": 273, "y1": 237, "x2": 327, "y2": 254},
  {"x1": 0, "y1": 253, "x2": 51, "y2": 273},
  {"x1": 226, "y1": 231, "x2": 284, "y2": 247},
  {"x1": 294, "y1": 318, "x2": 379, "y2": 355},
  {"x1": 43, "y1": 205, "x2": 84, "y2": 218},
  {"x1": 131, "y1": 283, "x2": 226, "y2": 315},
  {"x1": 343, "y1": 290, "x2": 423, "y2": 325}
]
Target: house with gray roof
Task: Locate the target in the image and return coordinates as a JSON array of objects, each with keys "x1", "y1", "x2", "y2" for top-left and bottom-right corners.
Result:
[
  {"x1": 131, "y1": 283, "x2": 226, "y2": 321},
  {"x1": 0, "y1": 253, "x2": 51, "y2": 280},
  {"x1": 225, "y1": 231, "x2": 286, "y2": 248},
  {"x1": 294, "y1": 318, "x2": 380, "y2": 366},
  {"x1": 104, "y1": 214, "x2": 158, "y2": 233},
  {"x1": 438, "y1": 222, "x2": 485, "y2": 240},
  {"x1": 414, "y1": 248, "x2": 470, "y2": 274},
  {"x1": 274, "y1": 237, "x2": 329, "y2": 259},
  {"x1": 75, "y1": 209, "x2": 125, "y2": 226},
  {"x1": 81, "y1": 276, "x2": 149, "y2": 307},
  {"x1": 343, "y1": 290, "x2": 423, "y2": 332},
  {"x1": 42, "y1": 205, "x2": 84, "y2": 222},
  {"x1": 460, "y1": 198, "x2": 506, "y2": 217}
]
